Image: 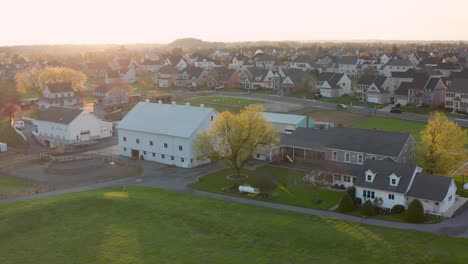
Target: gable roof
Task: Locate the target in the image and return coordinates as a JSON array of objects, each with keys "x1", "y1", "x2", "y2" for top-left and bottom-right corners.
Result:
[
  {"x1": 280, "y1": 127, "x2": 411, "y2": 157},
  {"x1": 280, "y1": 68, "x2": 307, "y2": 84},
  {"x1": 46, "y1": 82, "x2": 73, "y2": 93},
  {"x1": 355, "y1": 159, "x2": 417, "y2": 194},
  {"x1": 158, "y1": 65, "x2": 180, "y2": 74},
  {"x1": 447, "y1": 78, "x2": 468, "y2": 93},
  {"x1": 406, "y1": 173, "x2": 453, "y2": 201},
  {"x1": 116, "y1": 102, "x2": 217, "y2": 138},
  {"x1": 37, "y1": 106, "x2": 83, "y2": 124},
  {"x1": 292, "y1": 55, "x2": 312, "y2": 63},
  {"x1": 395, "y1": 82, "x2": 411, "y2": 95},
  {"x1": 337, "y1": 56, "x2": 358, "y2": 65}
]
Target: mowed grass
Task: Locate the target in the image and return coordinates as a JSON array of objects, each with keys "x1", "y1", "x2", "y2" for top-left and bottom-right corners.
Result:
[
  {"x1": 0, "y1": 175, "x2": 32, "y2": 191},
  {"x1": 351, "y1": 116, "x2": 426, "y2": 142},
  {"x1": 192, "y1": 96, "x2": 265, "y2": 107},
  {"x1": 190, "y1": 165, "x2": 345, "y2": 210},
  {"x1": 0, "y1": 116, "x2": 26, "y2": 148},
  {"x1": 1, "y1": 187, "x2": 468, "y2": 264}
]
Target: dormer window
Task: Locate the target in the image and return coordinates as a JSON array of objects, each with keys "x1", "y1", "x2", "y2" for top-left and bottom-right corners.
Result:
[
  {"x1": 389, "y1": 173, "x2": 400, "y2": 186},
  {"x1": 365, "y1": 170, "x2": 376, "y2": 182}
]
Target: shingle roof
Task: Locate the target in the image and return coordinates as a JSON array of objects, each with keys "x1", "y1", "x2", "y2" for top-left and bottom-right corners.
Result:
[
  {"x1": 280, "y1": 127, "x2": 411, "y2": 157},
  {"x1": 318, "y1": 72, "x2": 338, "y2": 82},
  {"x1": 337, "y1": 56, "x2": 358, "y2": 65},
  {"x1": 447, "y1": 78, "x2": 468, "y2": 93},
  {"x1": 355, "y1": 159, "x2": 417, "y2": 194},
  {"x1": 406, "y1": 173, "x2": 453, "y2": 202},
  {"x1": 384, "y1": 59, "x2": 413, "y2": 67},
  {"x1": 37, "y1": 106, "x2": 83, "y2": 124},
  {"x1": 158, "y1": 65, "x2": 180, "y2": 74},
  {"x1": 116, "y1": 102, "x2": 217, "y2": 138},
  {"x1": 47, "y1": 82, "x2": 73, "y2": 93},
  {"x1": 395, "y1": 82, "x2": 411, "y2": 95},
  {"x1": 280, "y1": 68, "x2": 307, "y2": 84},
  {"x1": 292, "y1": 55, "x2": 312, "y2": 63}
]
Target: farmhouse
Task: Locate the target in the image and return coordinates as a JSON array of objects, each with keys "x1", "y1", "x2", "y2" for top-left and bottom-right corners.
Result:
[
  {"x1": 116, "y1": 102, "x2": 218, "y2": 168},
  {"x1": 33, "y1": 106, "x2": 113, "y2": 148},
  {"x1": 38, "y1": 82, "x2": 78, "y2": 110}
]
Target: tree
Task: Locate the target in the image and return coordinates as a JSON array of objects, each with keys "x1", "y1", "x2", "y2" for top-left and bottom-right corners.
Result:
[
  {"x1": 417, "y1": 112, "x2": 466, "y2": 174},
  {"x1": 15, "y1": 66, "x2": 86, "y2": 95},
  {"x1": 406, "y1": 199, "x2": 425, "y2": 223},
  {"x1": 337, "y1": 192, "x2": 355, "y2": 213},
  {"x1": 195, "y1": 105, "x2": 279, "y2": 178}
]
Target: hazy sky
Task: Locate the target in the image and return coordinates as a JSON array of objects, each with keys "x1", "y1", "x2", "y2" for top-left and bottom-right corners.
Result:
[{"x1": 1, "y1": 0, "x2": 467, "y2": 45}]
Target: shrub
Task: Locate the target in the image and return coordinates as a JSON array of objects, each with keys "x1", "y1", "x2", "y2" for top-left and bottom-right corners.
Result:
[
  {"x1": 406, "y1": 199, "x2": 425, "y2": 223},
  {"x1": 255, "y1": 174, "x2": 278, "y2": 196},
  {"x1": 354, "y1": 198, "x2": 362, "y2": 207},
  {"x1": 337, "y1": 192, "x2": 355, "y2": 213},
  {"x1": 392, "y1": 204, "x2": 406, "y2": 214},
  {"x1": 346, "y1": 186, "x2": 356, "y2": 198},
  {"x1": 361, "y1": 200, "x2": 376, "y2": 216}
]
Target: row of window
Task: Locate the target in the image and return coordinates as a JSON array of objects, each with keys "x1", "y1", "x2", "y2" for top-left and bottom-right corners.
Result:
[
  {"x1": 333, "y1": 174, "x2": 355, "y2": 183},
  {"x1": 363, "y1": 190, "x2": 396, "y2": 200},
  {"x1": 123, "y1": 148, "x2": 190, "y2": 163},
  {"x1": 123, "y1": 137, "x2": 184, "y2": 151},
  {"x1": 332, "y1": 151, "x2": 364, "y2": 164}
]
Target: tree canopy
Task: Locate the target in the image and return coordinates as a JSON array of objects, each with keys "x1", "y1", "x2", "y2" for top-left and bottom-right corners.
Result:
[
  {"x1": 15, "y1": 66, "x2": 86, "y2": 95},
  {"x1": 195, "y1": 105, "x2": 279, "y2": 178},
  {"x1": 417, "y1": 112, "x2": 466, "y2": 174}
]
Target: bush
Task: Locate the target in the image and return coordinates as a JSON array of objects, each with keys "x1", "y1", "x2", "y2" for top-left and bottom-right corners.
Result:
[
  {"x1": 337, "y1": 192, "x2": 355, "y2": 213},
  {"x1": 361, "y1": 200, "x2": 376, "y2": 216},
  {"x1": 255, "y1": 174, "x2": 278, "y2": 196},
  {"x1": 406, "y1": 199, "x2": 425, "y2": 223},
  {"x1": 346, "y1": 186, "x2": 356, "y2": 198},
  {"x1": 354, "y1": 198, "x2": 362, "y2": 207},
  {"x1": 392, "y1": 204, "x2": 406, "y2": 214}
]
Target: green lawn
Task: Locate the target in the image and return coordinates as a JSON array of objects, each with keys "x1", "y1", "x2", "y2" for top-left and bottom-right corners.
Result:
[
  {"x1": 322, "y1": 96, "x2": 362, "y2": 106},
  {"x1": 0, "y1": 117, "x2": 26, "y2": 148},
  {"x1": 0, "y1": 187, "x2": 467, "y2": 264},
  {"x1": 192, "y1": 96, "x2": 265, "y2": 107},
  {"x1": 351, "y1": 116, "x2": 426, "y2": 142},
  {"x1": 189, "y1": 166, "x2": 342, "y2": 210},
  {"x1": 0, "y1": 175, "x2": 32, "y2": 192}
]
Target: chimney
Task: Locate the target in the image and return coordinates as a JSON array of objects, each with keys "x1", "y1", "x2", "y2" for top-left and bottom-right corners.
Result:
[
  {"x1": 185, "y1": 102, "x2": 190, "y2": 107},
  {"x1": 157, "y1": 100, "x2": 162, "y2": 104},
  {"x1": 200, "y1": 104, "x2": 204, "y2": 108}
]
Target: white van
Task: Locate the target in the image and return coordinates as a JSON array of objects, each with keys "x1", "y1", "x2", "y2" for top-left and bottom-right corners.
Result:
[{"x1": 14, "y1": 120, "x2": 25, "y2": 130}]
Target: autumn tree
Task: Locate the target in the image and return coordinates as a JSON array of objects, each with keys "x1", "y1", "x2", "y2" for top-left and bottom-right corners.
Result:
[
  {"x1": 195, "y1": 105, "x2": 279, "y2": 178},
  {"x1": 15, "y1": 66, "x2": 86, "y2": 95},
  {"x1": 417, "y1": 112, "x2": 466, "y2": 174}
]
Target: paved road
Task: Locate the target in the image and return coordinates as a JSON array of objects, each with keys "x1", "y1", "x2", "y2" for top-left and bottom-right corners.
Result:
[{"x1": 2, "y1": 159, "x2": 467, "y2": 239}]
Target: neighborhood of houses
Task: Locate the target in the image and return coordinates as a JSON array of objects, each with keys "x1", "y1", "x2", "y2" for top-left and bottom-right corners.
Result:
[{"x1": 2, "y1": 45, "x2": 468, "y2": 221}]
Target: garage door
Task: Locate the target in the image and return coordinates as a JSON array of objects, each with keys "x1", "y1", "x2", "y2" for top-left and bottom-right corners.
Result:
[
  {"x1": 367, "y1": 96, "x2": 379, "y2": 103},
  {"x1": 320, "y1": 91, "x2": 331, "y2": 97}
]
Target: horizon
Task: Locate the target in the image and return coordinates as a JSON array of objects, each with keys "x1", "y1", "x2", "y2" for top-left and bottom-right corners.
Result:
[{"x1": 1, "y1": 0, "x2": 468, "y2": 46}]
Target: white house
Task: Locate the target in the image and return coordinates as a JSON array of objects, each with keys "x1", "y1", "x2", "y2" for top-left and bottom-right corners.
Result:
[
  {"x1": 194, "y1": 57, "x2": 216, "y2": 70},
  {"x1": 38, "y1": 82, "x2": 78, "y2": 110},
  {"x1": 33, "y1": 106, "x2": 113, "y2": 148},
  {"x1": 355, "y1": 160, "x2": 457, "y2": 216},
  {"x1": 318, "y1": 72, "x2": 352, "y2": 97},
  {"x1": 116, "y1": 102, "x2": 218, "y2": 168},
  {"x1": 380, "y1": 59, "x2": 414, "y2": 77}
]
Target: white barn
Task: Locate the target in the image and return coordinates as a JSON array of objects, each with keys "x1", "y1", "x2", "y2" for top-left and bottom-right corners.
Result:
[
  {"x1": 33, "y1": 106, "x2": 113, "y2": 148},
  {"x1": 116, "y1": 102, "x2": 218, "y2": 168}
]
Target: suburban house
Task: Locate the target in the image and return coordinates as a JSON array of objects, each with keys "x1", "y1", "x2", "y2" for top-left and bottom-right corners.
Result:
[
  {"x1": 240, "y1": 67, "x2": 281, "y2": 90},
  {"x1": 380, "y1": 53, "x2": 398, "y2": 65},
  {"x1": 116, "y1": 102, "x2": 218, "y2": 168},
  {"x1": 289, "y1": 55, "x2": 314, "y2": 71},
  {"x1": 206, "y1": 67, "x2": 240, "y2": 88},
  {"x1": 395, "y1": 73, "x2": 446, "y2": 106},
  {"x1": 355, "y1": 159, "x2": 457, "y2": 216},
  {"x1": 279, "y1": 68, "x2": 313, "y2": 95},
  {"x1": 105, "y1": 69, "x2": 122, "y2": 85},
  {"x1": 33, "y1": 106, "x2": 113, "y2": 148},
  {"x1": 355, "y1": 75, "x2": 393, "y2": 103},
  {"x1": 318, "y1": 72, "x2": 352, "y2": 97},
  {"x1": 194, "y1": 57, "x2": 216, "y2": 69},
  {"x1": 255, "y1": 54, "x2": 278, "y2": 70},
  {"x1": 163, "y1": 55, "x2": 187, "y2": 71},
  {"x1": 408, "y1": 50, "x2": 431, "y2": 66},
  {"x1": 38, "y1": 82, "x2": 78, "y2": 110},
  {"x1": 380, "y1": 59, "x2": 415, "y2": 77},
  {"x1": 120, "y1": 67, "x2": 136, "y2": 83},
  {"x1": 445, "y1": 78, "x2": 468, "y2": 113},
  {"x1": 154, "y1": 65, "x2": 183, "y2": 88},
  {"x1": 139, "y1": 58, "x2": 166, "y2": 72},
  {"x1": 228, "y1": 55, "x2": 252, "y2": 70},
  {"x1": 337, "y1": 56, "x2": 359, "y2": 77},
  {"x1": 93, "y1": 84, "x2": 129, "y2": 107},
  {"x1": 185, "y1": 67, "x2": 209, "y2": 88}
]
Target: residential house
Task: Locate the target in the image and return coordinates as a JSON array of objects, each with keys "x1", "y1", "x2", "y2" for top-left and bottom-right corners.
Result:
[
  {"x1": 105, "y1": 69, "x2": 123, "y2": 85},
  {"x1": 408, "y1": 50, "x2": 430, "y2": 65},
  {"x1": 116, "y1": 102, "x2": 218, "y2": 168},
  {"x1": 255, "y1": 54, "x2": 278, "y2": 70},
  {"x1": 93, "y1": 85, "x2": 129, "y2": 107},
  {"x1": 38, "y1": 82, "x2": 78, "y2": 110},
  {"x1": 240, "y1": 68, "x2": 281, "y2": 90},
  {"x1": 33, "y1": 106, "x2": 113, "y2": 148},
  {"x1": 355, "y1": 75, "x2": 393, "y2": 103},
  {"x1": 398, "y1": 73, "x2": 446, "y2": 106},
  {"x1": 185, "y1": 67, "x2": 209, "y2": 88},
  {"x1": 164, "y1": 55, "x2": 187, "y2": 71},
  {"x1": 206, "y1": 67, "x2": 240, "y2": 88},
  {"x1": 290, "y1": 55, "x2": 314, "y2": 71},
  {"x1": 337, "y1": 56, "x2": 359, "y2": 78},
  {"x1": 355, "y1": 160, "x2": 457, "y2": 216},
  {"x1": 445, "y1": 78, "x2": 468, "y2": 113},
  {"x1": 228, "y1": 55, "x2": 252, "y2": 70},
  {"x1": 154, "y1": 65, "x2": 183, "y2": 88},
  {"x1": 139, "y1": 58, "x2": 166, "y2": 72},
  {"x1": 279, "y1": 68, "x2": 313, "y2": 95},
  {"x1": 380, "y1": 53, "x2": 397, "y2": 65},
  {"x1": 194, "y1": 57, "x2": 216, "y2": 70},
  {"x1": 318, "y1": 72, "x2": 352, "y2": 97},
  {"x1": 120, "y1": 67, "x2": 136, "y2": 83},
  {"x1": 380, "y1": 59, "x2": 414, "y2": 77}
]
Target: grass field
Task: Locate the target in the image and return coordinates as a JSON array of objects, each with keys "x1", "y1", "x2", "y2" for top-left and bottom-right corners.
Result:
[
  {"x1": 0, "y1": 117, "x2": 26, "y2": 148},
  {"x1": 0, "y1": 175, "x2": 32, "y2": 192},
  {"x1": 322, "y1": 96, "x2": 362, "y2": 106},
  {"x1": 0, "y1": 187, "x2": 467, "y2": 264},
  {"x1": 351, "y1": 116, "x2": 426, "y2": 142},
  {"x1": 190, "y1": 166, "x2": 344, "y2": 210}
]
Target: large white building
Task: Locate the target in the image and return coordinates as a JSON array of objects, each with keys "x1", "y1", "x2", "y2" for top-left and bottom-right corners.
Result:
[
  {"x1": 116, "y1": 102, "x2": 218, "y2": 168},
  {"x1": 33, "y1": 106, "x2": 113, "y2": 148}
]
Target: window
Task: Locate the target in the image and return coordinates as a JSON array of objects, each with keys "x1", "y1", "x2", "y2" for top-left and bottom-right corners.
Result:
[
  {"x1": 179, "y1": 146, "x2": 183, "y2": 151},
  {"x1": 343, "y1": 176, "x2": 351, "y2": 182},
  {"x1": 123, "y1": 147, "x2": 127, "y2": 151},
  {"x1": 332, "y1": 151, "x2": 337, "y2": 161},
  {"x1": 150, "y1": 141, "x2": 153, "y2": 146},
  {"x1": 402, "y1": 157, "x2": 406, "y2": 164},
  {"x1": 449, "y1": 195, "x2": 453, "y2": 201},
  {"x1": 171, "y1": 156, "x2": 174, "y2": 160},
  {"x1": 364, "y1": 190, "x2": 375, "y2": 199},
  {"x1": 211, "y1": 116, "x2": 214, "y2": 121},
  {"x1": 388, "y1": 194, "x2": 395, "y2": 200},
  {"x1": 190, "y1": 159, "x2": 193, "y2": 163},
  {"x1": 352, "y1": 177, "x2": 356, "y2": 183},
  {"x1": 123, "y1": 137, "x2": 127, "y2": 142},
  {"x1": 143, "y1": 151, "x2": 147, "y2": 155},
  {"x1": 136, "y1": 139, "x2": 140, "y2": 144},
  {"x1": 358, "y1": 155, "x2": 363, "y2": 164},
  {"x1": 345, "y1": 153, "x2": 350, "y2": 162},
  {"x1": 333, "y1": 174, "x2": 341, "y2": 181},
  {"x1": 181, "y1": 158, "x2": 185, "y2": 162},
  {"x1": 367, "y1": 175, "x2": 372, "y2": 181},
  {"x1": 164, "y1": 143, "x2": 168, "y2": 148},
  {"x1": 391, "y1": 179, "x2": 396, "y2": 185},
  {"x1": 152, "y1": 153, "x2": 156, "y2": 157},
  {"x1": 371, "y1": 156, "x2": 376, "y2": 160},
  {"x1": 161, "y1": 154, "x2": 165, "y2": 159}
]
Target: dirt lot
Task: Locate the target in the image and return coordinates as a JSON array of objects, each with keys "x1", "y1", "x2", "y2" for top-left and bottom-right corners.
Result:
[{"x1": 308, "y1": 110, "x2": 365, "y2": 126}]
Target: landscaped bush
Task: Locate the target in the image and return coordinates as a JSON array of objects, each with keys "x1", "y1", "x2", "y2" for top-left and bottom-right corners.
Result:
[
  {"x1": 392, "y1": 204, "x2": 406, "y2": 214},
  {"x1": 406, "y1": 199, "x2": 425, "y2": 223},
  {"x1": 354, "y1": 198, "x2": 362, "y2": 207},
  {"x1": 337, "y1": 192, "x2": 355, "y2": 213},
  {"x1": 255, "y1": 174, "x2": 278, "y2": 197},
  {"x1": 346, "y1": 186, "x2": 356, "y2": 198},
  {"x1": 361, "y1": 200, "x2": 376, "y2": 217}
]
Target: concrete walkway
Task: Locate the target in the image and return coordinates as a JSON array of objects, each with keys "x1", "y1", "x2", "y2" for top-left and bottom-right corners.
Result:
[{"x1": 1, "y1": 160, "x2": 468, "y2": 239}]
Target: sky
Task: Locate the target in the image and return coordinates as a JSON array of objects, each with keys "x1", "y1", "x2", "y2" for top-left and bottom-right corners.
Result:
[{"x1": 1, "y1": 0, "x2": 467, "y2": 46}]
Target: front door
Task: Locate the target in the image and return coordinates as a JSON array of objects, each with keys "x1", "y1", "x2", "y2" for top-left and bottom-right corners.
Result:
[{"x1": 131, "y1": 149, "x2": 139, "y2": 158}]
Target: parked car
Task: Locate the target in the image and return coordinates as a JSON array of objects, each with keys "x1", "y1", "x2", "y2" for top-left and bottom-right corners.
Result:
[
  {"x1": 392, "y1": 103, "x2": 401, "y2": 108},
  {"x1": 314, "y1": 93, "x2": 322, "y2": 99},
  {"x1": 14, "y1": 120, "x2": 25, "y2": 130},
  {"x1": 390, "y1": 108, "x2": 402, "y2": 114},
  {"x1": 336, "y1": 104, "x2": 347, "y2": 110},
  {"x1": 215, "y1": 85, "x2": 224, "y2": 90}
]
